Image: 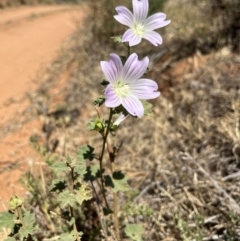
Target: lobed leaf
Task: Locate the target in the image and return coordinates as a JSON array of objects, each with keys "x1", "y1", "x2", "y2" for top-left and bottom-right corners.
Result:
[
  {"x1": 0, "y1": 212, "x2": 15, "y2": 231},
  {"x1": 4, "y1": 237, "x2": 15, "y2": 241},
  {"x1": 104, "y1": 171, "x2": 129, "y2": 193},
  {"x1": 75, "y1": 182, "x2": 92, "y2": 205},
  {"x1": 110, "y1": 35, "x2": 122, "y2": 43},
  {"x1": 141, "y1": 100, "x2": 154, "y2": 117},
  {"x1": 77, "y1": 145, "x2": 94, "y2": 161},
  {"x1": 19, "y1": 211, "x2": 36, "y2": 239},
  {"x1": 84, "y1": 165, "x2": 101, "y2": 181},
  {"x1": 51, "y1": 162, "x2": 69, "y2": 174},
  {"x1": 92, "y1": 95, "x2": 106, "y2": 106},
  {"x1": 58, "y1": 190, "x2": 76, "y2": 208},
  {"x1": 50, "y1": 179, "x2": 67, "y2": 193},
  {"x1": 58, "y1": 230, "x2": 82, "y2": 241}
]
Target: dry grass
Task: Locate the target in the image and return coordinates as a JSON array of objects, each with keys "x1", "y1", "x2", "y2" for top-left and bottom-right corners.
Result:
[{"x1": 0, "y1": 0, "x2": 81, "y2": 8}]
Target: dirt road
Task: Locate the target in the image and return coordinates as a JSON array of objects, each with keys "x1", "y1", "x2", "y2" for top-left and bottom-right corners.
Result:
[{"x1": 0, "y1": 5, "x2": 85, "y2": 210}]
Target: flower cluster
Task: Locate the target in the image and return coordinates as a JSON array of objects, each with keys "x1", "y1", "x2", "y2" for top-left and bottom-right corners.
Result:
[{"x1": 101, "y1": 0, "x2": 170, "y2": 118}]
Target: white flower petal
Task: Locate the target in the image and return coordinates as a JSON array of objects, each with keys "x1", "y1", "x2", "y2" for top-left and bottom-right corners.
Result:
[
  {"x1": 132, "y1": 0, "x2": 148, "y2": 23},
  {"x1": 144, "y1": 13, "x2": 171, "y2": 31},
  {"x1": 114, "y1": 6, "x2": 134, "y2": 27},
  {"x1": 121, "y1": 95, "x2": 144, "y2": 117},
  {"x1": 123, "y1": 53, "x2": 149, "y2": 82},
  {"x1": 105, "y1": 85, "x2": 121, "y2": 107},
  {"x1": 122, "y1": 29, "x2": 141, "y2": 46},
  {"x1": 142, "y1": 31, "x2": 163, "y2": 46},
  {"x1": 100, "y1": 54, "x2": 123, "y2": 84},
  {"x1": 129, "y1": 78, "x2": 160, "y2": 99},
  {"x1": 113, "y1": 113, "x2": 129, "y2": 126}
]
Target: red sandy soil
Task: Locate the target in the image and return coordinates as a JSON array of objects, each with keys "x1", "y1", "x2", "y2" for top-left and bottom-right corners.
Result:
[{"x1": 0, "y1": 5, "x2": 85, "y2": 211}]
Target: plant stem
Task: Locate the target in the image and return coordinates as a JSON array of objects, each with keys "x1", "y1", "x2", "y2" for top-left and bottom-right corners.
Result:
[
  {"x1": 111, "y1": 161, "x2": 120, "y2": 241},
  {"x1": 99, "y1": 108, "x2": 114, "y2": 210},
  {"x1": 127, "y1": 45, "x2": 130, "y2": 57},
  {"x1": 16, "y1": 206, "x2": 24, "y2": 227},
  {"x1": 113, "y1": 192, "x2": 120, "y2": 240},
  {"x1": 99, "y1": 108, "x2": 120, "y2": 239}
]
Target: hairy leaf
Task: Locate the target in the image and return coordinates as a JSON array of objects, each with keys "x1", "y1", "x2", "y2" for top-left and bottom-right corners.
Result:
[
  {"x1": 111, "y1": 35, "x2": 122, "y2": 43},
  {"x1": 104, "y1": 171, "x2": 129, "y2": 193},
  {"x1": 92, "y1": 95, "x2": 106, "y2": 106},
  {"x1": 4, "y1": 237, "x2": 15, "y2": 241},
  {"x1": 141, "y1": 100, "x2": 154, "y2": 117},
  {"x1": 51, "y1": 162, "x2": 69, "y2": 174},
  {"x1": 58, "y1": 190, "x2": 76, "y2": 208},
  {"x1": 75, "y1": 183, "x2": 92, "y2": 205},
  {"x1": 124, "y1": 223, "x2": 144, "y2": 241},
  {"x1": 86, "y1": 119, "x2": 105, "y2": 132},
  {"x1": 50, "y1": 179, "x2": 67, "y2": 193},
  {"x1": 84, "y1": 165, "x2": 101, "y2": 181},
  {"x1": 19, "y1": 211, "x2": 36, "y2": 239},
  {"x1": 58, "y1": 230, "x2": 82, "y2": 241},
  {"x1": 74, "y1": 160, "x2": 86, "y2": 178},
  {"x1": 77, "y1": 145, "x2": 94, "y2": 161},
  {"x1": 0, "y1": 212, "x2": 15, "y2": 231}
]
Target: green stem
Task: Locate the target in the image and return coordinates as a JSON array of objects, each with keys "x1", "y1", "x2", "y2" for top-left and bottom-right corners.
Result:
[
  {"x1": 99, "y1": 108, "x2": 114, "y2": 210},
  {"x1": 127, "y1": 45, "x2": 131, "y2": 57},
  {"x1": 111, "y1": 161, "x2": 120, "y2": 241},
  {"x1": 113, "y1": 192, "x2": 120, "y2": 240},
  {"x1": 16, "y1": 207, "x2": 24, "y2": 227}
]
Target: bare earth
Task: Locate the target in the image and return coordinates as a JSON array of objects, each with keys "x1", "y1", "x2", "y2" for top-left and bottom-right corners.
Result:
[{"x1": 0, "y1": 5, "x2": 85, "y2": 210}]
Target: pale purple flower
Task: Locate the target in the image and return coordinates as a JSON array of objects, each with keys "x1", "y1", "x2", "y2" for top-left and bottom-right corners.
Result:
[
  {"x1": 100, "y1": 53, "x2": 160, "y2": 118},
  {"x1": 114, "y1": 0, "x2": 171, "y2": 47}
]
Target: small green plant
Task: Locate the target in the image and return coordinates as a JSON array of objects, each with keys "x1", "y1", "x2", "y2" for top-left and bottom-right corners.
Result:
[{"x1": 0, "y1": 196, "x2": 37, "y2": 240}]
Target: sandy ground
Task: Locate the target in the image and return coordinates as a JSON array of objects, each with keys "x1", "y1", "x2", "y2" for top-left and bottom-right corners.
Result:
[{"x1": 0, "y1": 5, "x2": 85, "y2": 210}]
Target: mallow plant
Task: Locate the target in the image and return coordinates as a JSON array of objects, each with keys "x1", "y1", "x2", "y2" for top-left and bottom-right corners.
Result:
[{"x1": 0, "y1": 0, "x2": 170, "y2": 240}]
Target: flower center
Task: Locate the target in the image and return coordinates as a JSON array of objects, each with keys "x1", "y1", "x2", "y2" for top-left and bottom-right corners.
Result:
[
  {"x1": 132, "y1": 23, "x2": 145, "y2": 36},
  {"x1": 114, "y1": 81, "x2": 130, "y2": 98}
]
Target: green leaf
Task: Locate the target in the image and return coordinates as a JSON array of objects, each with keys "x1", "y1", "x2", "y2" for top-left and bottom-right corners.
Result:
[
  {"x1": 77, "y1": 145, "x2": 94, "y2": 161},
  {"x1": 105, "y1": 171, "x2": 129, "y2": 193},
  {"x1": 74, "y1": 162, "x2": 86, "y2": 177},
  {"x1": 58, "y1": 190, "x2": 76, "y2": 208},
  {"x1": 92, "y1": 95, "x2": 106, "y2": 106},
  {"x1": 51, "y1": 162, "x2": 69, "y2": 174},
  {"x1": 4, "y1": 237, "x2": 15, "y2": 241},
  {"x1": 67, "y1": 217, "x2": 75, "y2": 226},
  {"x1": 58, "y1": 230, "x2": 82, "y2": 241},
  {"x1": 86, "y1": 119, "x2": 105, "y2": 132},
  {"x1": 124, "y1": 224, "x2": 144, "y2": 241},
  {"x1": 141, "y1": 100, "x2": 154, "y2": 117},
  {"x1": 66, "y1": 155, "x2": 73, "y2": 164},
  {"x1": 84, "y1": 165, "x2": 101, "y2": 181},
  {"x1": 75, "y1": 183, "x2": 92, "y2": 205},
  {"x1": 19, "y1": 211, "x2": 36, "y2": 239},
  {"x1": 50, "y1": 179, "x2": 67, "y2": 193},
  {"x1": 111, "y1": 35, "x2": 122, "y2": 43},
  {"x1": 0, "y1": 212, "x2": 15, "y2": 231}
]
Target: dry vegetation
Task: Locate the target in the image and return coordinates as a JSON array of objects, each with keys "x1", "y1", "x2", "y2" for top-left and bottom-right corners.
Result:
[
  {"x1": 6, "y1": 0, "x2": 240, "y2": 240},
  {"x1": 0, "y1": 0, "x2": 80, "y2": 8}
]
